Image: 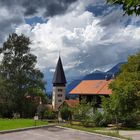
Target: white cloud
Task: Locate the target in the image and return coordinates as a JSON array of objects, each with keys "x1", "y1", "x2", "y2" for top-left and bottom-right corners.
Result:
[{"x1": 16, "y1": 0, "x2": 140, "y2": 80}]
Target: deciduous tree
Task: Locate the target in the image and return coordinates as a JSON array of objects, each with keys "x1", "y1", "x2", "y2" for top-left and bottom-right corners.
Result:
[
  {"x1": 102, "y1": 52, "x2": 140, "y2": 127},
  {"x1": 0, "y1": 33, "x2": 46, "y2": 117}
]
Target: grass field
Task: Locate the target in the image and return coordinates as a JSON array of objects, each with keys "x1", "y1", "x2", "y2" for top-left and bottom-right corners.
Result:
[
  {"x1": 61, "y1": 124, "x2": 132, "y2": 140},
  {"x1": 0, "y1": 119, "x2": 48, "y2": 131}
]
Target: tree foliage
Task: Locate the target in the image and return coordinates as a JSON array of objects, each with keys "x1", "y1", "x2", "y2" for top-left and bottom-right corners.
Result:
[
  {"x1": 73, "y1": 99, "x2": 93, "y2": 126},
  {"x1": 92, "y1": 110, "x2": 110, "y2": 127},
  {"x1": 102, "y1": 52, "x2": 140, "y2": 127},
  {"x1": 0, "y1": 33, "x2": 46, "y2": 118},
  {"x1": 107, "y1": 0, "x2": 140, "y2": 15},
  {"x1": 60, "y1": 105, "x2": 71, "y2": 120},
  {"x1": 0, "y1": 76, "x2": 14, "y2": 117}
]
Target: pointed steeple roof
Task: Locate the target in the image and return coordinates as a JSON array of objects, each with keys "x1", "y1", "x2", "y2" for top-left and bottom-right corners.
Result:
[{"x1": 52, "y1": 57, "x2": 66, "y2": 85}]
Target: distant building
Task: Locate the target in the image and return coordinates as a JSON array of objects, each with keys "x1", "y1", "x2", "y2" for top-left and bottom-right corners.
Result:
[
  {"x1": 61, "y1": 99, "x2": 79, "y2": 108},
  {"x1": 52, "y1": 57, "x2": 67, "y2": 111},
  {"x1": 70, "y1": 79, "x2": 112, "y2": 107}
]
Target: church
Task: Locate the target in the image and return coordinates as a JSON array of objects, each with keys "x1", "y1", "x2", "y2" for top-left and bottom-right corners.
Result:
[
  {"x1": 51, "y1": 56, "x2": 79, "y2": 111},
  {"x1": 52, "y1": 56, "x2": 113, "y2": 110}
]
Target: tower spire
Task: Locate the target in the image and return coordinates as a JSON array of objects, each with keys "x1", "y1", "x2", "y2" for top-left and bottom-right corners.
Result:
[{"x1": 52, "y1": 57, "x2": 66, "y2": 86}]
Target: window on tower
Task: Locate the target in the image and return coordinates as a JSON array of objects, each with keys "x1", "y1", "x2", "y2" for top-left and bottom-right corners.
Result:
[
  {"x1": 58, "y1": 94, "x2": 62, "y2": 97},
  {"x1": 58, "y1": 99, "x2": 62, "y2": 102},
  {"x1": 58, "y1": 89, "x2": 63, "y2": 92}
]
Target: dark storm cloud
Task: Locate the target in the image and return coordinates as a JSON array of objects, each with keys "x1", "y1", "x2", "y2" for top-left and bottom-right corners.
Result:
[
  {"x1": 24, "y1": 7, "x2": 38, "y2": 16},
  {"x1": 0, "y1": 5, "x2": 24, "y2": 43},
  {"x1": 0, "y1": 0, "x2": 78, "y2": 44},
  {"x1": 0, "y1": 0, "x2": 78, "y2": 17}
]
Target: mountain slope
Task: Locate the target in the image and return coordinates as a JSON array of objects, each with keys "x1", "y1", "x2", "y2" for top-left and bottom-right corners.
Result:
[{"x1": 66, "y1": 62, "x2": 124, "y2": 94}]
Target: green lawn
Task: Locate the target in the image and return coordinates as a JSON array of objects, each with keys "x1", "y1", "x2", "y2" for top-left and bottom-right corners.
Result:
[
  {"x1": 120, "y1": 125, "x2": 140, "y2": 130},
  {"x1": 0, "y1": 119, "x2": 48, "y2": 131},
  {"x1": 61, "y1": 124, "x2": 132, "y2": 140}
]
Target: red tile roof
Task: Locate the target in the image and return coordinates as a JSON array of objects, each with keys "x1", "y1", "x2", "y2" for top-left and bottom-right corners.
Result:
[
  {"x1": 70, "y1": 80, "x2": 112, "y2": 95},
  {"x1": 64, "y1": 100, "x2": 79, "y2": 108}
]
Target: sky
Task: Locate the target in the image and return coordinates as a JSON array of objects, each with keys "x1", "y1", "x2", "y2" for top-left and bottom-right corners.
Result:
[{"x1": 0, "y1": 0, "x2": 140, "y2": 91}]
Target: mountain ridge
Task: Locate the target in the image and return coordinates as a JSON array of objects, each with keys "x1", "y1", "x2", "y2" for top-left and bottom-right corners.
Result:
[{"x1": 66, "y1": 62, "x2": 125, "y2": 94}]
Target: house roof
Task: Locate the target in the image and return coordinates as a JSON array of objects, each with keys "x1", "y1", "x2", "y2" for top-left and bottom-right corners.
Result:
[
  {"x1": 70, "y1": 80, "x2": 112, "y2": 95},
  {"x1": 64, "y1": 100, "x2": 79, "y2": 108},
  {"x1": 52, "y1": 57, "x2": 66, "y2": 85}
]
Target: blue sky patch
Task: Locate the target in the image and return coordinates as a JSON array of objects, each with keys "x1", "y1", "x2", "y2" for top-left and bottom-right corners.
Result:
[{"x1": 25, "y1": 16, "x2": 45, "y2": 25}]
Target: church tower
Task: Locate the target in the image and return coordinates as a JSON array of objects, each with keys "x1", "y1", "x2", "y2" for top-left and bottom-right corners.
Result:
[{"x1": 52, "y1": 57, "x2": 66, "y2": 111}]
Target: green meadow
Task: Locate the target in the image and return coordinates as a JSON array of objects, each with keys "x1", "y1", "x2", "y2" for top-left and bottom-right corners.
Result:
[{"x1": 0, "y1": 119, "x2": 48, "y2": 131}]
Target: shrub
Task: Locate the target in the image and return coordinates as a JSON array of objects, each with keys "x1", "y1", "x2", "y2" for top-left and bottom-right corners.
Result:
[
  {"x1": 60, "y1": 106, "x2": 71, "y2": 120},
  {"x1": 13, "y1": 113, "x2": 20, "y2": 119},
  {"x1": 81, "y1": 115, "x2": 93, "y2": 127},
  {"x1": 121, "y1": 114, "x2": 138, "y2": 128},
  {"x1": 93, "y1": 111, "x2": 110, "y2": 127},
  {"x1": 44, "y1": 110, "x2": 56, "y2": 119},
  {"x1": 0, "y1": 103, "x2": 13, "y2": 118},
  {"x1": 93, "y1": 111, "x2": 102, "y2": 127},
  {"x1": 72, "y1": 99, "x2": 95, "y2": 127}
]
